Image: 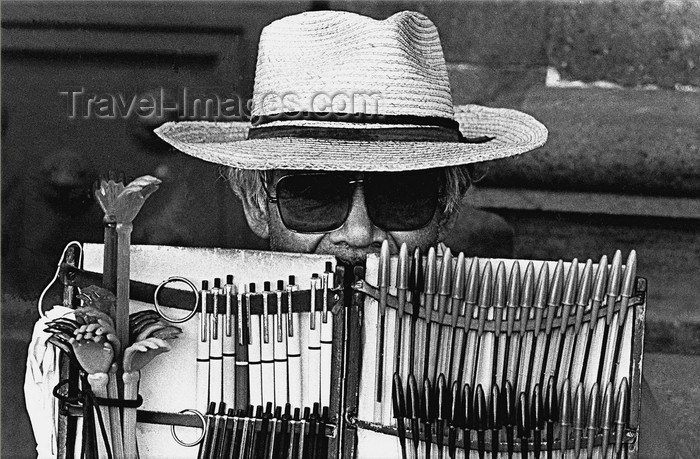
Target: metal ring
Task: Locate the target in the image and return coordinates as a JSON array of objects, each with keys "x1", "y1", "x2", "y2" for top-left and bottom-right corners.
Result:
[
  {"x1": 170, "y1": 409, "x2": 206, "y2": 447},
  {"x1": 154, "y1": 276, "x2": 199, "y2": 324}
]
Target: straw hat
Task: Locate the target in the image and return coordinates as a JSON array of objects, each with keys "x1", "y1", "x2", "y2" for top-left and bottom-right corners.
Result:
[{"x1": 155, "y1": 10, "x2": 547, "y2": 171}]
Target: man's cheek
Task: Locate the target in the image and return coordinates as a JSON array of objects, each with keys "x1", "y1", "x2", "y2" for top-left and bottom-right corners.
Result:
[
  {"x1": 269, "y1": 226, "x2": 324, "y2": 254},
  {"x1": 390, "y1": 222, "x2": 441, "y2": 251}
]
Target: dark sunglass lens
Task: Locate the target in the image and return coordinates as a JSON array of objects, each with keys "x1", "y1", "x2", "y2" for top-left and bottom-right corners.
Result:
[
  {"x1": 275, "y1": 174, "x2": 352, "y2": 232},
  {"x1": 365, "y1": 171, "x2": 440, "y2": 231}
]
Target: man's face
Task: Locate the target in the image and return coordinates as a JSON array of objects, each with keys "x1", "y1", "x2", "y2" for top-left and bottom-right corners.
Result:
[{"x1": 262, "y1": 170, "x2": 445, "y2": 265}]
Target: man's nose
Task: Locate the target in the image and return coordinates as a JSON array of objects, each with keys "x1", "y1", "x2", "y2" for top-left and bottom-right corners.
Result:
[{"x1": 329, "y1": 185, "x2": 384, "y2": 247}]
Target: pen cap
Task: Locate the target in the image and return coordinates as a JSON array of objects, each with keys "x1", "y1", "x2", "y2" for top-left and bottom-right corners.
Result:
[
  {"x1": 474, "y1": 384, "x2": 488, "y2": 430},
  {"x1": 462, "y1": 383, "x2": 474, "y2": 429},
  {"x1": 587, "y1": 384, "x2": 600, "y2": 430},
  {"x1": 502, "y1": 381, "x2": 516, "y2": 427},
  {"x1": 576, "y1": 260, "x2": 594, "y2": 307},
  {"x1": 592, "y1": 255, "x2": 608, "y2": 303},
  {"x1": 516, "y1": 391, "x2": 530, "y2": 437},
  {"x1": 408, "y1": 374, "x2": 420, "y2": 419},
  {"x1": 410, "y1": 246, "x2": 423, "y2": 292},
  {"x1": 560, "y1": 379, "x2": 572, "y2": 427},
  {"x1": 507, "y1": 261, "x2": 521, "y2": 308},
  {"x1": 478, "y1": 262, "x2": 493, "y2": 308},
  {"x1": 438, "y1": 247, "x2": 453, "y2": 295},
  {"x1": 562, "y1": 259, "x2": 579, "y2": 306},
  {"x1": 422, "y1": 377, "x2": 434, "y2": 421},
  {"x1": 544, "y1": 375, "x2": 559, "y2": 423},
  {"x1": 620, "y1": 250, "x2": 638, "y2": 298},
  {"x1": 601, "y1": 381, "x2": 615, "y2": 429},
  {"x1": 465, "y1": 257, "x2": 480, "y2": 305},
  {"x1": 396, "y1": 243, "x2": 410, "y2": 290},
  {"x1": 451, "y1": 252, "x2": 466, "y2": 300},
  {"x1": 488, "y1": 383, "x2": 502, "y2": 429},
  {"x1": 534, "y1": 263, "x2": 550, "y2": 309},
  {"x1": 547, "y1": 260, "x2": 565, "y2": 307},
  {"x1": 392, "y1": 373, "x2": 406, "y2": 418},
  {"x1": 573, "y1": 382, "x2": 585, "y2": 430},
  {"x1": 450, "y1": 380, "x2": 461, "y2": 425},
  {"x1": 530, "y1": 383, "x2": 545, "y2": 430},
  {"x1": 494, "y1": 261, "x2": 507, "y2": 309},
  {"x1": 437, "y1": 373, "x2": 449, "y2": 420},
  {"x1": 425, "y1": 246, "x2": 437, "y2": 295}
]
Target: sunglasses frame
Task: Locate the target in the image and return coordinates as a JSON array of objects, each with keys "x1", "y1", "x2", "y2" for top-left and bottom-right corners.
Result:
[{"x1": 263, "y1": 171, "x2": 442, "y2": 234}]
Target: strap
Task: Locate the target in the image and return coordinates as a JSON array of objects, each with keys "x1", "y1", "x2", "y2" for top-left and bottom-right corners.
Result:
[{"x1": 93, "y1": 394, "x2": 143, "y2": 409}]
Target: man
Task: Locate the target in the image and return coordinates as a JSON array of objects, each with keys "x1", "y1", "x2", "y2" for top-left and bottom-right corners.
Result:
[
  {"x1": 156, "y1": 9, "x2": 676, "y2": 459},
  {"x1": 155, "y1": 10, "x2": 547, "y2": 266}
]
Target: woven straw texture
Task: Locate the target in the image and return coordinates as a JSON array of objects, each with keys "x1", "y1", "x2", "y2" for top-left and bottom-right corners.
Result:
[
  {"x1": 155, "y1": 10, "x2": 548, "y2": 171},
  {"x1": 252, "y1": 10, "x2": 453, "y2": 118}
]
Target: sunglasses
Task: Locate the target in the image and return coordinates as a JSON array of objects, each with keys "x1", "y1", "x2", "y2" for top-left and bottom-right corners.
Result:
[{"x1": 265, "y1": 170, "x2": 442, "y2": 233}]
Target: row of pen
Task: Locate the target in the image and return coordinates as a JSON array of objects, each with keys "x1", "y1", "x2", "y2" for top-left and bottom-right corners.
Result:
[
  {"x1": 194, "y1": 262, "x2": 337, "y2": 415},
  {"x1": 390, "y1": 372, "x2": 631, "y2": 459},
  {"x1": 196, "y1": 401, "x2": 332, "y2": 459},
  {"x1": 360, "y1": 242, "x2": 639, "y2": 431}
]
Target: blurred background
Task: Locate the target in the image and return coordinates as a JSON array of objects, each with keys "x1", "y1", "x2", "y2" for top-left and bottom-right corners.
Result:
[{"x1": 2, "y1": 0, "x2": 699, "y2": 456}]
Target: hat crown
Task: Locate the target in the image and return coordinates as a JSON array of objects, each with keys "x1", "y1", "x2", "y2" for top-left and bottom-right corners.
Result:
[{"x1": 252, "y1": 11, "x2": 455, "y2": 120}]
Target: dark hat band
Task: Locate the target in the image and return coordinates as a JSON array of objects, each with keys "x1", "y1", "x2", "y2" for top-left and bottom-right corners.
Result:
[{"x1": 247, "y1": 112, "x2": 493, "y2": 143}]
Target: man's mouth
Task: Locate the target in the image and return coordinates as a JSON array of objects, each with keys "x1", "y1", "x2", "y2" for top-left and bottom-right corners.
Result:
[{"x1": 317, "y1": 243, "x2": 382, "y2": 267}]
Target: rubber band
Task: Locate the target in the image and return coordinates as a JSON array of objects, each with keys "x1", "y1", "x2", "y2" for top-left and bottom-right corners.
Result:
[
  {"x1": 154, "y1": 276, "x2": 200, "y2": 323},
  {"x1": 170, "y1": 409, "x2": 207, "y2": 447}
]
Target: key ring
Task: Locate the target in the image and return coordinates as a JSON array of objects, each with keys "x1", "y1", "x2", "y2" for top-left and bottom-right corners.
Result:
[
  {"x1": 154, "y1": 276, "x2": 199, "y2": 323},
  {"x1": 170, "y1": 409, "x2": 207, "y2": 447}
]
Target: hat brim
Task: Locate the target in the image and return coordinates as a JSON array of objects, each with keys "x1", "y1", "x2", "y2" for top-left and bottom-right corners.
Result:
[{"x1": 154, "y1": 105, "x2": 547, "y2": 171}]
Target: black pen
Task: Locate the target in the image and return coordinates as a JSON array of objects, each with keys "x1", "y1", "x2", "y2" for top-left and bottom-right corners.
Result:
[
  {"x1": 600, "y1": 381, "x2": 614, "y2": 459},
  {"x1": 436, "y1": 374, "x2": 448, "y2": 459},
  {"x1": 530, "y1": 384, "x2": 544, "y2": 459},
  {"x1": 462, "y1": 383, "x2": 474, "y2": 459},
  {"x1": 502, "y1": 381, "x2": 516, "y2": 459},
  {"x1": 407, "y1": 375, "x2": 421, "y2": 459},
  {"x1": 573, "y1": 382, "x2": 585, "y2": 459},
  {"x1": 422, "y1": 378, "x2": 434, "y2": 459},
  {"x1": 516, "y1": 391, "x2": 530, "y2": 459},
  {"x1": 474, "y1": 384, "x2": 487, "y2": 459},
  {"x1": 560, "y1": 379, "x2": 572, "y2": 457},
  {"x1": 544, "y1": 375, "x2": 559, "y2": 459},
  {"x1": 615, "y1": 378, "x2": 630, "y2": 459},
  {"x1": 448, "y1": 380, "x2": 460, "y2": 459},
  {"x1": 488, "y1": 383, "x2": 502, "y2": 459},
  {"x1": 586, "y1": 384, "x2": 600, "y2": 459},
  {"x1": 392, "y1": 373, "x2": 408, "y2": 459}
]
